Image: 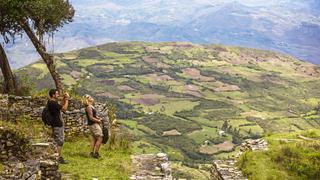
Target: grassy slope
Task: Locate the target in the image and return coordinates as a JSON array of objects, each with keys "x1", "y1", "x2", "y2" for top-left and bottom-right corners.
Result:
[
  {"x1": 237, "y1": 129, "x2": 320, "y2": 180},
  {"x1": 0, "y1": 118, "x2": 131, "y2": 179},
  {"x1": 17, "y1": 42, "x2": 320, "y2": 175},
  {"x1": 59, "y1": 139, "x2": 131, "y2": 179}
]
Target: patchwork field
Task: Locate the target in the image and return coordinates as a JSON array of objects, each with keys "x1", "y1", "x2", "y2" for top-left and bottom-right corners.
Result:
[{"x1": 18, "y1": 42, "x2": 320, "y2": 173}]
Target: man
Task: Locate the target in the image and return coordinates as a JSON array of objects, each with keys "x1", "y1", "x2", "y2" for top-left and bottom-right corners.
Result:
[{"x1": 48, "y1": 89, "x2": 70, "y2": 164}]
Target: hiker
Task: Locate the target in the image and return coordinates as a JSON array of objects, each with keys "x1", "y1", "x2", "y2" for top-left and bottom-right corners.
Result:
[
  {"x1": 48, "y1": 89, "x2": 70, "y2": 164},
  {"x1": 83, "y1": 94, "x2": 103, "y2": 159}
]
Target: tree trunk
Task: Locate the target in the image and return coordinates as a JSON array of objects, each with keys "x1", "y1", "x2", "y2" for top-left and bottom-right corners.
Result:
[
  {"x1": 19, "y1": 20, "x2": 64, "y2": 92},
  {"x1": 0, "y1": 44, "x2": 18, "y2": 94}
]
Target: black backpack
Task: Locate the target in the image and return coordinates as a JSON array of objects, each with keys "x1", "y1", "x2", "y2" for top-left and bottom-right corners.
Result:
[{"x1": 42, "y1": 101, "x2": 53, "y2": 126}]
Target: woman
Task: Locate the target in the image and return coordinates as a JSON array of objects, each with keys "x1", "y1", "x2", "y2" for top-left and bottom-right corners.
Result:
[{"x1": 83, "y1": 94, "x2": 103, "y2": 158}]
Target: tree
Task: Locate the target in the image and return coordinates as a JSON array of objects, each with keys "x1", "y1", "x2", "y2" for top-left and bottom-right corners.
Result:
[
  {"x1": 0, "y1": 44, "x2": 18, "y2": 94},
  {"x1": 0, "y1": 1, "x2": 22, "y2": 94},
  {"x1": 221, "y1": 120, "x2": 229, "y2": 131},
  {"x1": 0, "y1": 0, "x2": 75, "y2": 92}
]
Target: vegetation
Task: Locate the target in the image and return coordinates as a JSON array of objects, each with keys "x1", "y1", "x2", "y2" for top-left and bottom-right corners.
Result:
[
  {"x1": 237, "y1": 130, "x2": 320, "y2": 180},
  {"x1": 14, "y1": 42, "x2": 320, "y2": 178},
  {"x1": 0, "y1": 0, "x2": 75, "y2": 92},
  {"x1": 0, "y1": 111, "x2": 132, "y2": 179},
  {"x1": 59, "y1": 138, "x2": 131, "y2": 179}
]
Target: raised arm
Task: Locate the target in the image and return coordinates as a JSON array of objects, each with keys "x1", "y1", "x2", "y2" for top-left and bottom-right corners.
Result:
[{"x1": 61, "y1": 95, "x2": 70, "y2": 113}]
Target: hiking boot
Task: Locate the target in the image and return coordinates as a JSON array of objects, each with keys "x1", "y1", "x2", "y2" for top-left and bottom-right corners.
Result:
[
  {"x1": 93, "y1": 152, "x2": 100, "y2": 159},
  {"x1": 90, "y1": 152, "x2": 94, "y2": 158},
  {"x1": 58, "y1": 157, "x2": 69, "y2": 164}
]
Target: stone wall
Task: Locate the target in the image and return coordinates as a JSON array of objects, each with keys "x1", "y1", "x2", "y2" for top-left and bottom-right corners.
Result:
[
  {"x1": 211, "y1": 160, "x2": 246, "y2": 180},
  {"x1": 0, "y1": 126, "x2": 60, "y2": 179},
  {"x1": 0, "y1": 94, "x2": 108, "y2": 138},
  {"x1": 40, "y1": 159, "x2": 61, "y2": 180},
  {"x1": 211, "y1": 139, "x2": 268, "y2": 180},
  {"x1": 130, "y1": 153, "x2": 172, "y2": 180},
  {"x1": 0, "y1": 127, "x2": 30, "y2": 162}
]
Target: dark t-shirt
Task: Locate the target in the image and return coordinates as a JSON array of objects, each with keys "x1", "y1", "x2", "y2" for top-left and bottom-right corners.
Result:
[{"x1": 47, "y1": 100, "x2": 63, "y2": 127}]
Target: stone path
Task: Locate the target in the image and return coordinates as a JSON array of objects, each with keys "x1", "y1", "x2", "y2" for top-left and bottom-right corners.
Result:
[
  {"x1": 211, "y1": 139, "x2": 269, "y2": 180},
  {"x1": 130, "y1": 153, "x2": 172, "y2": 180}
]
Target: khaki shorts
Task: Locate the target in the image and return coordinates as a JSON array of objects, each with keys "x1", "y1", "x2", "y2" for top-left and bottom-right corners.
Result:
[
  {"x1": 89, "y1": 123, "x2": 103, "y2": 137},
  {"x1": 52, "y1": 127, "x2": 64, "y2": 146}
]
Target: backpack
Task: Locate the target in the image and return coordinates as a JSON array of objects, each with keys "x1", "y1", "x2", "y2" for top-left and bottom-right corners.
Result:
[{"x1": 42, "y1": 102, "x2": 53, "y2": 126}]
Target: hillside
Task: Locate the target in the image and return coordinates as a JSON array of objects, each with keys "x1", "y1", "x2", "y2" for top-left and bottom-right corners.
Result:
[
  {"x1": 17, "y1": 42, "x2": 320, "y2": 173},
  {"x1": 238, "y1": 129, "x2": 320, "y2": 179}
]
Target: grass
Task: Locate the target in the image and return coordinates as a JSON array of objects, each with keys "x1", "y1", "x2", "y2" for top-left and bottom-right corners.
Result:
[
  {"x1": 61, "y1": 74, "x2": 77, "y2": 87},
  {"x1": 188, "y1": 126, "x2": 219, "y2": 144},
  {"x1": 237, "y1": 129, "x2": 320, "y2": 180},
  {"x1": 30, "y1": 63, "x2": 49, "y2": 79},
  {"x1": 132, "y1": 140, "x2": 161, "y2": 154},
  {"x1": 147, "y1": 100, "x2": 199, "y2": 116},
  {"x1": 0, "y1": 116, "x2": 51, "y2": 143},
  {"x1": 59, "y1": 138, "x2": 131, "y2": 179},
  {"x1": 75, "y1": 59, "x2": 104, "y2": 67},
  {"x1": 171, "y1": 162, "x2": 211, "y2": 180}
]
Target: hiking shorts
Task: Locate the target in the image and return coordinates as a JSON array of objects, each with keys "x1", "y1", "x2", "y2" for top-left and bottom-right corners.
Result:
[
  {"x1": 89, "y1": 123, "x2": 103, "y2": 138},
  {"x1": 52, "y1": 127, "x2": 64, "y2": 146}
]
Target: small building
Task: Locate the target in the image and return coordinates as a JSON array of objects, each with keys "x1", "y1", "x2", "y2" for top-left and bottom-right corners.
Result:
[
  {"x1": 204, "y1": 140, "x2": 210, "y2": 146},
  {"x1": 218, "y1": 130, "x2": 226, "y2": 136}
]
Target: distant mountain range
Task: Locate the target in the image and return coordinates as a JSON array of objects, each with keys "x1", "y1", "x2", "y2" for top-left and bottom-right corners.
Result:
[{"x1": 3, "y1": 0, "x2": 320, "y2": 68}]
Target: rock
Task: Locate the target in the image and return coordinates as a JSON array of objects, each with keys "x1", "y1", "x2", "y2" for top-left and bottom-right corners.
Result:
[
  {"x1": 131, "y1": 153, "x2": 172, "y2": 179},
  {"x1": 6, "y1": 141, "x2": 14, "y2": 147},
  {"x1": 156, "y1": 153, "x2": 167, "y2": 159},
  {"x1": 16, "y1": 163, "x2": 24, "y2": 169}
]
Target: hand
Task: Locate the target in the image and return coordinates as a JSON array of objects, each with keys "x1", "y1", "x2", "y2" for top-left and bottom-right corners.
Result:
[{"x1": 64, "y1": 92, "x2": 71, "y2": 99}]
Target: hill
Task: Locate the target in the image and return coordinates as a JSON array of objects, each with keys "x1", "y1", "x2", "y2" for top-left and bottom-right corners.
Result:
[
  {"x1": 4, "y1": 0, "x2": 320, "y2": 68},
  {"x1": 16, "y1": 42, "x2": 320, "y2": 172}
]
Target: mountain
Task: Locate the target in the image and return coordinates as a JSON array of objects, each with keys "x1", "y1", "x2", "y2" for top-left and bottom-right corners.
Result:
[
  {"x1": 2, "y1": 0, "x2": 320, "y2": 68},
  {"x1": 17, "y1": 42, "x2": 320, "y2": 167}
]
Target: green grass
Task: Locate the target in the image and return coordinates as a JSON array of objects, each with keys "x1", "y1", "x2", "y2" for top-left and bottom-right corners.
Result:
[
  {"x1": 238, "y1": 130, "x2": 320, "y2": 180},
  {"x1": 75, "y1": 59, "x2": 104, "y2": 67},
  {"x1": 61, "y1": 74, "x2": 77, "y2": 86},
  {"x1": 172, "y1": 162, "x2": 211, "y2": 180},
  {"x1": 0, "y1": 116, "x2": 51, "y2": 142},
  {"x1": 188, "y1": 126, "x2": 219, "y2": 144},
  {"x1": 59, "y1": 138, "x2": 131, "y2": 179},
  {"x1": 238, "y1": 151, "x2": 292, "y2": 180},
  {"x1": 147, "y1": 100, "x2": 199, "y2": 116},
  {"x1": 132, "y1": 140, "x2": 161, "y2": 154},
  {"x1": 30, "y1": 63, "x2": 49, "y2": 79}
]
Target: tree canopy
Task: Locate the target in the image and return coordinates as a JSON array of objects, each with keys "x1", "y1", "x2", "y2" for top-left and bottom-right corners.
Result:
[
  {"x1": 0, "y1": 0, "x2": 74, "y2": 42},
  {"x1": 0, "y1": 0, "x2": 75, "y2": 92}
]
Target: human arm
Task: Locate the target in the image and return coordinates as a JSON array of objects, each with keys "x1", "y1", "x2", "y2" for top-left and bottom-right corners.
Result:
[
  {"x1": 61, "y1": 92, "x2": 70, "y2": 113},
  {"x1": 86, "y1": 106, "x2": 102, "y2": 123}
]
